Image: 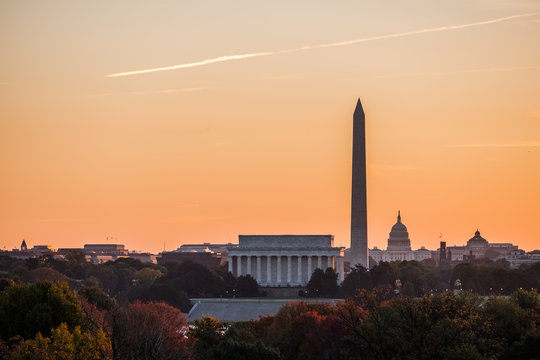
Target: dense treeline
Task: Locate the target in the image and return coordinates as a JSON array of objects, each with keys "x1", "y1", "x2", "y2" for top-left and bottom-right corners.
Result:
[
  {"x1": 1, "y1": 280, "x2": 539, "y2": 359},
  {"x1": 2, "y1": 254, "x2": 540, "y2": 304},
  {"x1": 189, "y1": 289, "x2": 540, "y2": 360},
  {"x1": 0, "y1": 255, "x2": 259, "y2": 312},
  {"x1": 340, "y1": 259, "x2": 540, "y2": 297},
  {"x1": 1, "y1": 254, "x2": 540, "y2": 359}
]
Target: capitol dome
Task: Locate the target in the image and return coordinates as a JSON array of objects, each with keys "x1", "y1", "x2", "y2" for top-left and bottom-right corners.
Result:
[
  {"x1": 467, "y1": 230, "x2": 488, "y2": 247},
  {"x1": 387, "y1": 211, "x2": 412, "y2": 251},
  {"x1": 391, "y1": 215, "x2": 408, "y2": 232}
]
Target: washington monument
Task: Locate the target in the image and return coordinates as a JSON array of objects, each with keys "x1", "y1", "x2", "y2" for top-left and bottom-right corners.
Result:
[{"x1": 350, "y1": 98, "x2": 368, "y2": 268}]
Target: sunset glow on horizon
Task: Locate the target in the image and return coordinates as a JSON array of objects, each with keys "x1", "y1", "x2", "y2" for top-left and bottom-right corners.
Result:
[{"x1": 1, "y1": 0, "x2": 539, "y2": 253}]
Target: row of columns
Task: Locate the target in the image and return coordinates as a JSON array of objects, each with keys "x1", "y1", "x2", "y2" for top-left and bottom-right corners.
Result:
[{"x1": 228, "y1": 254, "x2": 338, "y2": 286}]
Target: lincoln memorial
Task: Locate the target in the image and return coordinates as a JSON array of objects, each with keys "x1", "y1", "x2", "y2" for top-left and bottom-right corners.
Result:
[{"x1": 227, "y1": 235, "x2": 345, "y2": 286}]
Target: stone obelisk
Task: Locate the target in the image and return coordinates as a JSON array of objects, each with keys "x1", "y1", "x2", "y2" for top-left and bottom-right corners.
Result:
[{"x1": 350, "y1": 98, "x2": 368, "y2": 268}]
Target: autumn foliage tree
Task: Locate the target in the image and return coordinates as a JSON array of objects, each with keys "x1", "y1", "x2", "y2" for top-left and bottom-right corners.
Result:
[
  {"x1": 263, "y1": 301, "x2": 345, "y2": 360},
  {"x1": 114, "y1": 301, "x2": 191, "y2": 360}
]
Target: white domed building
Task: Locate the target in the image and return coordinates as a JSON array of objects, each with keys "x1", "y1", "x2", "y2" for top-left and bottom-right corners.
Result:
[{"x1": 369, "y1": 211, "x2": 433, "y2": 265}]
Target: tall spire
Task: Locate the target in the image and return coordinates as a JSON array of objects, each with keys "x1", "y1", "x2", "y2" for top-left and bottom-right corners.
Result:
[
  {"x1": 397, "y1": 210, "x2": 401, "y2": 223},
  {"x1": 350, "y1": 98, "x2": 368, "y2": 268},
  {"x1": 354, "y1": 98, "x2": 364, "y2": 117}
]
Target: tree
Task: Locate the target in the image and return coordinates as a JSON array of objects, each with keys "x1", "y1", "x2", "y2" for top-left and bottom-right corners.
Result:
[
  {"x1": 368, "y1": 262, "x2": 395, "y2": 288},
  {"x1": 340, "y1": 265, "x2": 370, "y2": 297},
  {"x1": 0, "y1": 281, "x2": 88, "y2": 340},
  {"x1": 263, "y1": 301, "x2": 344, "y2": 360},
  {"x1": 510, "y1": 288, "x2": 540, "y2": 311},
  {"x1": 400, "y1": 281, "x2": 415, "y2": 297},
  {"x1": 307, "y1": 268, "x2": 338, "y2": 297},
  {"x1": 394, "y1": 261, "x2": 425, "y2": 296},
  {"x1": 236, "y1": 275, "x2": 259, "y2": 297},
  {"x1": 29, "y1": 267, "x2": 71, "y2": 284},
  {"x1": 8, "y1": 323, "x2": 111, "y2": 360},
  {"x1": 351, "y1": 292, "x2": 485, "y2": 359},
  {"x1": 351, "y1": 287, "x2": 394, "y2": 312},
  {"x1": 128, "y1": 283, "x2": 192, "y2": 313},
  {"x1": 114, "y1": 301, "x2": 190, "y2": 360},
  {"x1": 64, "y1": 250, "x2": 87, "y2": 265},
  {"x1": 133, "y1": 268, "x2": 163, "y2": 288},
  {"x1": 158, "y1": 261, "x2": 224, "y2": 297},
  {"x1": 189, "y1": 316, "x2": 279, "y2": 360}
]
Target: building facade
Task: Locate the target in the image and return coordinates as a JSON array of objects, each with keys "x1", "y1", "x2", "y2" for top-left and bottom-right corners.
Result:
[
  {"x1": 505, "y1": 250, "x2": 540, "y2": 267},
  {"x1": 445, "y1": 230, "x2": 518, "y2": 262},
  {"x1": 227, "y1": 235, "x2": 345, "y2": 286},
  {"x1": 175, "y1": 243, "x2": 235, "y2": 254}
]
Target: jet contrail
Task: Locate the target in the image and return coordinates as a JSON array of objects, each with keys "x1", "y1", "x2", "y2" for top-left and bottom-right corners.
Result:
[{"x1": 107, "y1": 12, "x2": 540, "y2": 78}]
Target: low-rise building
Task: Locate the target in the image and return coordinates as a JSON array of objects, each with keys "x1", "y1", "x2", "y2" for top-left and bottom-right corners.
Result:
[{"x1": 505, "y1": 250, "x2": 540, "y2": 267}]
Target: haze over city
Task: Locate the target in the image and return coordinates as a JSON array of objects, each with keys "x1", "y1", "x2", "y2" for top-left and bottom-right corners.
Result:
[{"x1": 1, "y1": 0, "x2": 540, "y2": 254}]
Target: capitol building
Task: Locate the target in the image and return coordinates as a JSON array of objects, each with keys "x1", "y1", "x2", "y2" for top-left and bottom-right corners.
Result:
[{"x1": 369, "y1": 211, "x2": 432, "y2": 265}]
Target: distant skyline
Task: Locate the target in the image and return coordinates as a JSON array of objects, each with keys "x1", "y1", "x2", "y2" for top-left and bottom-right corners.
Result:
[{"x1": 1, "y1": 0, "x2": 539, "y2": 253}]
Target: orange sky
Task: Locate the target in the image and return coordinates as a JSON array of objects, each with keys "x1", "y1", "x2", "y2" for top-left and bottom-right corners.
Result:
[{"x1": 1, "y1": 1, "x2": 539, "y2": 253}]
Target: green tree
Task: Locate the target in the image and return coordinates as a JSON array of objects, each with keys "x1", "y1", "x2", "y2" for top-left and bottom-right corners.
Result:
[
  {"x1": 369, "y1": 262, "x2": 395, "y2": 288},
  {"x1": 133, "y1": 267, "x2": 163, "y2": 288},
  {"x1": 307, "y1": 268, "x2": 338, "y2": 297},
  {"x1": 236, "y1": 275, "x2": 259, "y2": 297},
  {"x1": 158, "y1": 261, "x2": 224, "y2": 297},
  {"x1": 510, "y1": 288, "x2": 540, "y2": 310},
  {"x1": 340, "y1": 265, "x2": 370, "y2": 297},
  {"x1": 8, "y1": 323, "x2": 111, "y2": 360},
  {"x1": 351, "y1": 292, "x2": 485, "y2": 359},
  {"x1": 189, "y1": 316, "x2": 279, "y2": 360},
  {"x1": 128, "y1": 283, "x2": 192, "y2": 312},
  {"x1": 0, "y1": 281, "x2": 88, "y2": 339}
]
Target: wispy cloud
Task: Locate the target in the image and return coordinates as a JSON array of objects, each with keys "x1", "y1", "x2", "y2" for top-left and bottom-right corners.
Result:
[
  {"x1": 89, "y1": 87, "x2": 204, "y2": 97},
  {"x1": 379, "y1": 65, "x2": 540, "y2": 78},
  {"x1": 449, "y1": 142, "x2": 540, "y2": 148},
  {"x1": 106, "y1": 12, "x2": 540, "y2": 78}
]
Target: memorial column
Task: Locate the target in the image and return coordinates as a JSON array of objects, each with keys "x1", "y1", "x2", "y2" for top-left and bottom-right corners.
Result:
[
  {"x1": 247, "y1": 256, "x2": 252, "y2": 276},
  {"x1": 277, "y1": 256, "x2": 282, "y2": 286},
  {"x1": 327, "y1": 255, "x2": 332, "y2": 270},
  {"x1": 297, "y1": 256, "x2": 302, "y2": 285},
  {"x1": 307, "y1": 256, "x2": 312, "y2": 279},
  {"x1": 256, "y1": 256, "x2": 261, "y2": 283},
  {"x1": 287, "y1": 255, "x2": 292, "y2": 285},
  {"x1": 228, "y1": 255, "x2": 233, "y2": 274},
  {"x1": 338, "y1": 257, "x2": 345, "y2": 283},
  {"x1": 237, "y1": 255, "x2": 242, "y2": 276},
  {"x1": 317, "y1": 255, "x2": 322, "y2": 269},
  {"x1": 266, "y1": 255, "x2": 272, "y2": 286}
]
